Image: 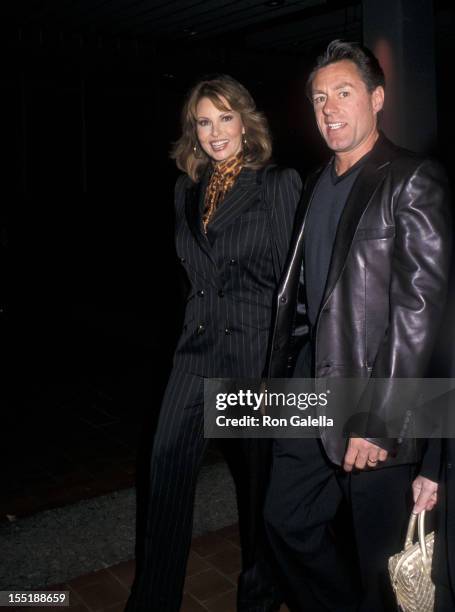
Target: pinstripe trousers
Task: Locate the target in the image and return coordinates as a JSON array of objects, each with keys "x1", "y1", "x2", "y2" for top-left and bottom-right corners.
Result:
[{"x1": 125, "y1": 366, "x2": 279, "y2": 612}]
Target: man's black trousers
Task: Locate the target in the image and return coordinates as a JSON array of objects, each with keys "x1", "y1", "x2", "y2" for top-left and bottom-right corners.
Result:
[{"x1": 264, "y1": 437, "x2": 415, "y2": 612}]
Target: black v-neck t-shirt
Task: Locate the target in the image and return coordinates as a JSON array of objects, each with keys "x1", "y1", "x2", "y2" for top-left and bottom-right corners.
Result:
[{"x1": 303, "y1": 155, "x2": 368, "y2": 326}]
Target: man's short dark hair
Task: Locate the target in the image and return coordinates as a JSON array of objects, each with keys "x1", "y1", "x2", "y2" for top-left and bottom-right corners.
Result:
[{"x1": 306, "y1": 39, "x2": 385, "y2": 99}]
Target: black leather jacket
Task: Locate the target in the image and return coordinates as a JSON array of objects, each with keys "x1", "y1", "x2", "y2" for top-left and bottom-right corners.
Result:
[{"x1": 265, "y1": 134, "x2": 452, "y2": 469}]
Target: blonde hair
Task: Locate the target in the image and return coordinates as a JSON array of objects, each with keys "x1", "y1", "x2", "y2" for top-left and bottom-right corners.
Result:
[{"x1": 170, "y1": 74, "x2": 272, "y2": 182}]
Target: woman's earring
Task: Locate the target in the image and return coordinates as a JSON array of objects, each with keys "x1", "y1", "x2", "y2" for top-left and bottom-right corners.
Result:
[{"x1": 242, "y1": 134, "x2": 247, "y2": 146}]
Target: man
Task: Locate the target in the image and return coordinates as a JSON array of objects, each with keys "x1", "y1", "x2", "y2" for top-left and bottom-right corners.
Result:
[{"x1": 263, "y1": 40, "x2": 451, "y2": 611}]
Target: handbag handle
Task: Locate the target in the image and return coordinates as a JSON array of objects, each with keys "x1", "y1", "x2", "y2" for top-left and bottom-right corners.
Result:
[{"x1": 404, "y1": 511, "x2": 429, "y2": 565}]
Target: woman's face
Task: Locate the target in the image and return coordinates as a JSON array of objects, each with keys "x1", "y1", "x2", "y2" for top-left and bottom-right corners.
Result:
[{"x1": 195, "y1": 96, "x2": 244, "y2": 162}]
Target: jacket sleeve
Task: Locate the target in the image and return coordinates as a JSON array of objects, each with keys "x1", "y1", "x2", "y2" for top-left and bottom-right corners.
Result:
[
  {"x1": 173, "y1": 173, "x2": 192, "y2": 237},
  {"x1": 364, "y1": 159, "x2": 452, "y2": 451},
  {"x1": 265, "y1": 167, "x2": 302, "y2": 277},
  {"x1": 174, "y1": 174, "x2": 191, "y2": 213},
  {"x1": 419, "y1": 438, "x2": 442, "y2": 482}
]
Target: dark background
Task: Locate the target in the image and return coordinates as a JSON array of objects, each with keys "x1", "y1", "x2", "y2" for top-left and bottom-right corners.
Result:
[{"x1": 1, "y1": 0, "x2": 454, "y2": 513}]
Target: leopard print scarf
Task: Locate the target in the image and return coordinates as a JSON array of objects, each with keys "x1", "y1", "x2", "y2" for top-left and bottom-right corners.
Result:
[{"x1": 202, "y1": 151, "x2": 243, "y2": 232}]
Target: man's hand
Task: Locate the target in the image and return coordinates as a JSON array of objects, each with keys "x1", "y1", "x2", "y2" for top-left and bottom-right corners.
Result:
[
  {"x1": 412, "y1": 475, "x2": 438, "y2": 513},
  {"x1": 343, "y1": 438, "x2": 388, "y2": 472}
]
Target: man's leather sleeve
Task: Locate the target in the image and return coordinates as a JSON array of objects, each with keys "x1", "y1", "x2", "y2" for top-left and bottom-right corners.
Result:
[{"x1": 363, "y1": 159, "x2": 452, "y2": 451}]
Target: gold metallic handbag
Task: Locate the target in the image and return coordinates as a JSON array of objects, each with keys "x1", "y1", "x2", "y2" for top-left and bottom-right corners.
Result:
[{"x1": 388, "y1": 510, "x2": 435, "y2": 612}]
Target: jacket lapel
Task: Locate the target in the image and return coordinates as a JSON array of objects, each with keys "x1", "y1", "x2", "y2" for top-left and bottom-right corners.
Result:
[
  {"x1": 206, "y1": 168, "x2": 259, "y2": 240},
  {"x1": 319, "y1": 134, "x2": 397, "y2": 310},
  {"x1": 281, "y1": 168, "x2": 324, "y2": 283},
  {"x1": 294, "y1": 171, "x2": 323, "y2": 241}
]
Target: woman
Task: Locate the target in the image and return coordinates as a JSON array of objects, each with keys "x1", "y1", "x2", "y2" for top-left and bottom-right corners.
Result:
[
  {"x1": 126, "y1": 74, "x2": 301, "y2": 612},
  {"x1": 433, "y1": 439, "x2": 455, "y2": 611}
]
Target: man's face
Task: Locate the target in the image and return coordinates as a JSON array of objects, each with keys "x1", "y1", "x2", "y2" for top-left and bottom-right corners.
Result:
[{"x1": 311, "y1": 60, "x2": 384, "y2": 156}]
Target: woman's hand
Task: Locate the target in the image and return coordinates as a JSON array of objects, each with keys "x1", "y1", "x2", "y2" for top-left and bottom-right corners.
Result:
[{"x1": 412, "y1": 475, "x2": 438, "y2": 513}]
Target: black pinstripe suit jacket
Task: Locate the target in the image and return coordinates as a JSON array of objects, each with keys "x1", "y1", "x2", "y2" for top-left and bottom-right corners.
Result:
[{"x1": 173, "y1": 165, "x2": 302, "y2": 378}]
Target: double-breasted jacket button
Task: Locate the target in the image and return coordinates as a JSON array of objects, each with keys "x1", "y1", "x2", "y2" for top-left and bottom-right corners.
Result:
[
  {"x1": 218, "y1": 290, "x2": 225, "y2": 298},
  {"x1": 179, "y1": 257, "x2": 186, "y2": 263},
  {"x1": 196, "y1": 324, "x2": 205, "y2": 335},
  {"x1": 224, "y1": 328, "x2": 231, "y2": 335},
  {"x1": 229, "y1": 258, "x2": 237, "y2": 265},
  {"x1": 197, "y1": 290, "x2": 205, "y2": 297}
]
